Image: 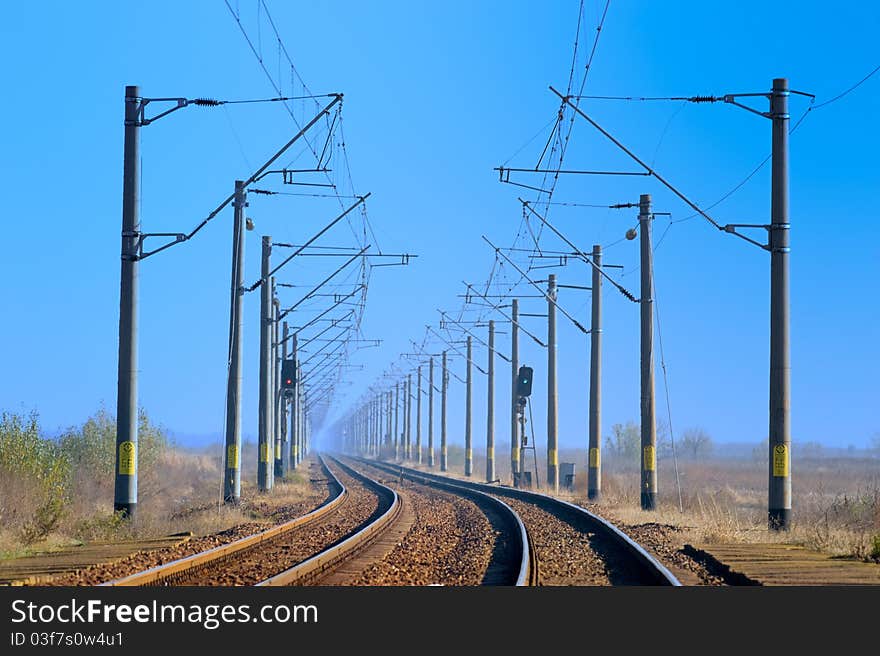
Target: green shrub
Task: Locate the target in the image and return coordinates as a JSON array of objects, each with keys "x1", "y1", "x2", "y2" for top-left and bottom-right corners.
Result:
[
  {"x1": 1, "y1": 407, "x2": 173, "y2": 550},
  {"x1": 58, "y1": 407, "x2": 171, "y2": 508},
  {"x1": 0, "y1": 411, "x2": 70, "y2": 544},
  {"x1": 71, "y1": 510, "x2": 130, "y2": 543}
]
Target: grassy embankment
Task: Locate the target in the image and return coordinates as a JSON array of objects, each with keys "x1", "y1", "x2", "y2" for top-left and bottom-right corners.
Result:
[{"x1": 0, "y1": 410, "x2": 310, "y2": 559}]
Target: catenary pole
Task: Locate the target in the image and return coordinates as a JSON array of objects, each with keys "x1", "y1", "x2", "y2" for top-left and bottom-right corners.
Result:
[
  {"x1": 273, "y1": 290, "x2": 281, "y2": 479},
  {"x1": 223, "y1": 180, "x2": 246, "y2": 503},
  {"x1": 547, "y1": 274, "x2": 559, "y2": 493},
  {"x1": 416, "y1": 366, "x2": 422, "y2": 463},
  {"x1": 588, "y1": 245, "x2": 602, "y2": 501},
  {"x1": 280, "y1": 321, "x2": 289, "y2": 477},
  {"x1": 441, "y1": 351, "x2": 448, "y2": 471},
  {"x1": 114, "y1": 85, "x2": 141, "y2": 518},
  {"x1": 428, "y1": 358, "x2": 435, "y2": 467},
  {"x1": 257, "y1": 237, "x2": 272, "y2": 491},
  {"x1": 639, "y1": 195, "x2": 657, "y2": 510},
  {"x1": 290, "y1": 333, "x2": 299, "y2": 469},
  {"x1": 394, "y1": 381, "x2": 400, "y2": 460},
  {"x1": 486, "y1": 320, "x2": 495, "y2": 483},
  {"x1": 465, "y1": 336, "x2": 473, "y2": 476},
  {"x1": 510, "y1": 298, "x2": 520, "y2": 485},
  {"x1": 387, "y1": 390, "x2": 393, "y2": 455},
  {"x1": 405, "y1": 374, "x2": 412, "y2": 459},
  {"x1": 768, "y1": 77, "x2": 792, "y2": 531}
]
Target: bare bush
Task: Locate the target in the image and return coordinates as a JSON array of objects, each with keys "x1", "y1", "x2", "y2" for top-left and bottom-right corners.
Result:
[{"x1": 680, "y1": 427, "x2": 714, "y2": 459}]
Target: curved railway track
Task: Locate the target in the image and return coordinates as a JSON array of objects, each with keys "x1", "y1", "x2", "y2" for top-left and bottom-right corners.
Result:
[
  {"x1": 356, "y1": 457, "x2": 680, "y2": 586},
  {"x1": 102, "y1": 455, "x2": 396, "y2": 586},
  {"x1": 102, "y1": 453, "x2": 534, "y2": 587},
  {"x1": 343, "y1": 457, "x2": 535, "y2": 586}
]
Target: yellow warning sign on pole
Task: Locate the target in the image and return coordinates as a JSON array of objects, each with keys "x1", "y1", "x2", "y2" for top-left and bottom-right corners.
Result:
[
  {"x1": 643, "y1": 445, "x2": 656, "y2": 472},
  {"x1": 589, "y1": 447, "x2": 600, "y2": 468},
  {"x1": 260, "y1": 442, "x2": 270, "y2": 463},
  {"x1": 773, "y1": 444, "x2": 789, "y2": 477},
  {"x1": 118, "y1": 441, "x2": 136, "y2": 475},
  {"x1": 227, "y1": 444, "x2": 239, "y2": 469}
]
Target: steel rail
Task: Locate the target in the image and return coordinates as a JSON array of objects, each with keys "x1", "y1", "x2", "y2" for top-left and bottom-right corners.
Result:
[
  {"x1": 350, "y1": 457, "x2": 536, "y2": 586},
  {"x1": 101, "y1": 454, "x2": 346, "y2": 586},
  {"x1": 257, "y1": 456, "x2": 401, "y2": 586},
  {"x1": 379, "y1": 460, "x2": 681, "y2": 586}
]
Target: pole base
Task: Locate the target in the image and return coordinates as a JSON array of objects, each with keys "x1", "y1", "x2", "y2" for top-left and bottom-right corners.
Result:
[
  {"x1": 113, "y1": 502, "x2": 137, "y2": 520},
  {"x1": 587, "y1": 489, "x2": 601, "y2": 502},
  {"x1": 223, "y1": 495, "x2": 240, "y2": 506},
  {"x1": 640, "y1": 492, "x2": 656, "y2": 511},
  {"x1": 768, "y1": 508, "x2": 792, "y2": 531}
]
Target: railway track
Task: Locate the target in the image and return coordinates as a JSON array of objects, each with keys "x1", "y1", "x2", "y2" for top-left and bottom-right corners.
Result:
[
  {"x1": 342, "y1": 457, "x2": 535, "y2": 586},
  {"x1": 102, "y1": 452, "x2": 534, "y2": 587},
  {"x1": 102, "y1": 454, "x2": 396, "y2": 586},
  {"x1": 98, "y1": 450, "x2": 664, "y2": 587},
  {"x1": 357, "y1": 457, "x2": 680, "y2": 586}
]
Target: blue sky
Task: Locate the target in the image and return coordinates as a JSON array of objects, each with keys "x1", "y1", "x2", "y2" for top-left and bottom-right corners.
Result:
[{"x1": 1, "y1": 1, "x2": 877, "y2": 451}]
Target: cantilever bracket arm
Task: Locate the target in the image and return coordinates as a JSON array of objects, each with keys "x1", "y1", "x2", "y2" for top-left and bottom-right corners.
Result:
[
  {"x1": 246, "y1": 194, "x2": 371, "y2": 292},
  {"x1": 722, "y1": 223, "x2": 772, "y2": 251},
  {"x1": 276, "y1": 245, "x2": 370, "y2": 323},
  {"x1": 721, "y1": 94, "x2": 772, "y2": 119},
  {"x1": 721, "y1": 89, "x2": 813, "y2": 120},
  {"x1": 133, "y1": 97, "x2": 200, "y2": 127},
  {"x1": 426, "y1": 326, "x2": 488, "y2": 375},
  {"x1": 482, "y1": 235, "x2": 589, "y2": 334},
  {"x1": 133, "y1": 232, "x2": 187, "y2": 259},
  {"x1": 438, "y1": 310, "x2": 512, "y2": 363},
  {"x1": 137, "y1": 94, "x2": 343, "y2": 261},
  {"x1": 463, "y1": 282, "x2": 547, "y2": 348}
]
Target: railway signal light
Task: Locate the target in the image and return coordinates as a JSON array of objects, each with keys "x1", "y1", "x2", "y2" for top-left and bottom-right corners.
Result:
[
  {"x1": 516, "y1": 365, "x2": 533, "y2": 398},
  {"x1": 281, "y1": 359, "x2": 297, "y2": 390}
]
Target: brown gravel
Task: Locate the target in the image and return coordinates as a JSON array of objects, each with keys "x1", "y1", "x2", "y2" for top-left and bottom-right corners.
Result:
[
  {"x1": 43, "y1": 459, "x2": 332, "y2": 586},
  {"x1": 175, "y1": 460, "x2": 381, "y2": 585},
  {"x1": 347, "y1": 471, "x2": 495, "y2": 586},
  {"x1": 500, "y1": 497, "x2": 621, "y2": 585}
]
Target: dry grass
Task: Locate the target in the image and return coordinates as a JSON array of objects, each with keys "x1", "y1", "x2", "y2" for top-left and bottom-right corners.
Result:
[
  {"x1": 0, "y1": 411, "x2": 318, "y2": 560},
  {"x1": 419, "y1": 443, "x2": 880, "y2": 562},
  {"x1": 590, "y1": 454, "x2": 880, "y2": 560}
]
